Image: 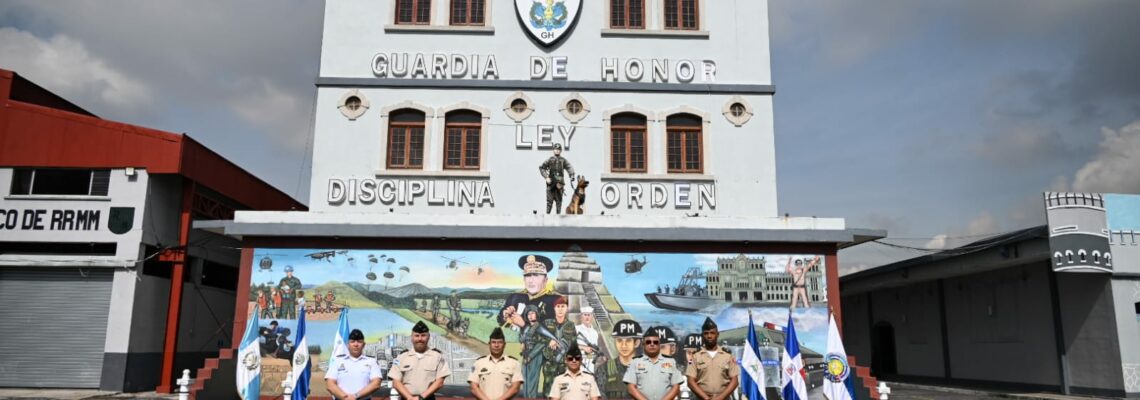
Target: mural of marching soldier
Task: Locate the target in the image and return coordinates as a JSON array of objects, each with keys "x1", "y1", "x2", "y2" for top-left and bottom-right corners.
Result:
[
  {"x1": 277, "y1": 265, "x2": 301, "y2": 319},
  {"x1": 539, "y1": 143, "x2": 576, "y2": 214},
  {"x1": 520, "y1": 305, "x2": 545, "y2": 398}
]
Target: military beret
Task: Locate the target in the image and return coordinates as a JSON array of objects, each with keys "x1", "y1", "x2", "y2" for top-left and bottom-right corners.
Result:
[
  {"x1": 518, "y1": 254, "x2": 554, "y2": 275},
  {"x1": 612, "y1": 319, "x2": 642, "y2": 338},
  {"x1": 412, "y1": 321, "x2": 429, "y2": 333},
  {"x1": 702, "y1": 317, "x2": 718, "y2": 331},
  {"x1": 554, "y1": 296, "x2": 568, "y2": 307}
]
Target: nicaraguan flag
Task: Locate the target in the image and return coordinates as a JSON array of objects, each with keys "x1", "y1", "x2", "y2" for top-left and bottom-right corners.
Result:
[
  {"x1": 780, "y1": 313, "x2": 808, "y2": 400},
  {"x1": 823, "y1": 314, "x2": 856, "y2": 400},
  {"x1": 291, "y1": 302, "x2": 311, "y2": 400},
  {"x1": 327, "y1": 308, "x2": 351, "y2": 374},
  {"x1": 235, "y1": 305, "x2": 261, "y2": 400},
  {"x1": 740, "y1": 312, "x2": 767, "y2": 400}
]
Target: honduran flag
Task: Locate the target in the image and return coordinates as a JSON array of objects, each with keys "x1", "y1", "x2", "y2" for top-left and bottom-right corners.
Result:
[
  {"x1": 291, "y1": 302, "x2": 311, "y2": 400},
  {"x1": 327, "y1": 308, "x2": 351, "y2": 375},
  {"x1": 235, "y1": 305, "x2": 261, "y2": 400},
  {"x1": 740, "y1": 312, "x2": 767, "y2": 400},
  {"x1": 780, "y1": 313, "x2": 808, "y2": 400}
]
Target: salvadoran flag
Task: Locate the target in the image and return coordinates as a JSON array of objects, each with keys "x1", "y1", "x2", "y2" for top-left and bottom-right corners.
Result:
[
  {"x1": 740, "y1": 312, "x2": 767, "y2": 400},
  {"x1": 823, "y1": 314, "x2": 856, "y2": 400},
  {"x1": 291, "y1": 301, "x2": 311, "y2": 400},
  {"x1": 780, "y1": 313, "x2": 808, "y2": 400},
  {"x1": 235, "y1": 305, "x2": 261, "y2": 400},
  {"x1": 327, "y1": 308, "x2": 351, "y2": 374}
]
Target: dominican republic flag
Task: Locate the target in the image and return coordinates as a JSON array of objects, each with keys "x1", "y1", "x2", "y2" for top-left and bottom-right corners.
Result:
[
  {"x1": 740, "y1": 312, "x2": 767, "y2": 400},
  {"x1": 780, "y1": 313, "x2": 808, "y2": 400},
  {"x1": 235, "y1": 305, "x2": 262, "y2": 400},
  {"x1": 327, "y1": 308, "x2": 351, "y2": 375},
  {"x1": 291, "y1": 301, "x2": 311, "y2": 400},
  {"x1": 823, "y1": 314, "x2": 856, "y2": 400}
]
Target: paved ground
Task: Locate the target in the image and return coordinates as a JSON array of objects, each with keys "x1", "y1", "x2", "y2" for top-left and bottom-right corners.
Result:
[
  {"x1": 0, "y1": 389, "x2": 176, "y2": 399},
  {"x1": 886, "y1": 382, "x2": 1113, "y2": 400}
]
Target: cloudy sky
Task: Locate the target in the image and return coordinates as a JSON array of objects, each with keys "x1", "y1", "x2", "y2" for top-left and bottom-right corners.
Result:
[{"x1": 2, "y1": 1, "x2": 1139, "y2": 274}]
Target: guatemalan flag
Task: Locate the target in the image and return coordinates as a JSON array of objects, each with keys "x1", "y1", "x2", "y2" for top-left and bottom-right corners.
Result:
[
  {"x1": 740, "y1": 312, "x2": 767, "y2": 400},
  {"x1": 327, "y1": 308, "x2": 351, "y2": 375},
  {"x1": 823, "y1": 314, "x2": 856, "y2": 400},
  {"x1": 291, "y1": 301, "x2": 311, "y2": 400},
  {"x1": 780, "y1": 313, "x2": 808, "y2": 400},
  {"x1": 235, "y1": 305, "x2": 261, "y2": 400}
]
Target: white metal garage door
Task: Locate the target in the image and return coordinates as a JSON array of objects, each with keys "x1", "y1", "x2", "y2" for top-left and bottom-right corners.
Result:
[{"x1": 0, "y1": 268, "x2": 113, "y2": 388}]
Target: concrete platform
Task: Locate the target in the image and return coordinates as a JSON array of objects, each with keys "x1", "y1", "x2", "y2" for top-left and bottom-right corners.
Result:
[{"x1": 0, "y1": 389, "x2": 176, "y2": 399}]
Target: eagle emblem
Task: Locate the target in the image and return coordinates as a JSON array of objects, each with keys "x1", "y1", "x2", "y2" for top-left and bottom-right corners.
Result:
[{"x1": 515, "y1": 0, "x2": 581, "y2": 47}]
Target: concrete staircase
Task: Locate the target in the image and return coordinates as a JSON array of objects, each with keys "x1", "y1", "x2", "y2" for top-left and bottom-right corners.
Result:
[
  {"x1": 581, "y1": 283, "x2": 611, "y2": 326},
  {"x1": 849, "y1": 356, "x2": 881, "y2": 399}
]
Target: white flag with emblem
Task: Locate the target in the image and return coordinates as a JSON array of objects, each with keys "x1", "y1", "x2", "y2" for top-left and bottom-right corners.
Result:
[{"x1": 235, "y1": 305, "x2": 261, "y2": 400}]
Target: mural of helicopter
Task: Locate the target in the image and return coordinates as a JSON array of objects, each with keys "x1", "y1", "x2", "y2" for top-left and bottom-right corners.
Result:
[
  {"x1": 473, "y1": 261, "x2": 489, "y2": 275},
  {"x1": 305, "y1": 250, "x2": 337, "y2": 262},
  {"x1": 441, "y1": 256, "x2": 467, "y2": 270},
  {"x1": 624, "y1": 253, "x2": 649, "y2": 273}
]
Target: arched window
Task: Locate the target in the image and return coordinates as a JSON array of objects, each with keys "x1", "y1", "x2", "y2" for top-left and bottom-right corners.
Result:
[
  {"x1": 666, "y1": 113, "x2": 703, "y2": 173},
  {"x1": 396, "y1": 0, "x2": 431, "y2": 25},
  {"x1": 444, "y1": 110, "x2": 482, "y2": 169},
  {"x1": 664, "y1": 0, "x2": 698, "y2": 30},
  {"x1": 450, "y1": 0, "x2": 485, "y2": 26},
  {"x1": 610, "y1": 0, "x2": 644, "y2": 29},
  {"x1": 611, "y1": 112, "x2": 647, "y2": 173},
  {"x1": 387, "y1": 109, "x2": 426, "y2": 169}
]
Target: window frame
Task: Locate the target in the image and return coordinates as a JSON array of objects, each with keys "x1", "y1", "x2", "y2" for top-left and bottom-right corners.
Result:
[
  {"x1": 609, "y1": 113, "x2": 649, "y2": 173},
  {"x1": 449, "y1": 0, "x2": 486, "y2": 26},
  {"x1": 10, "y1": 168, "x2": 111, "y2": 197},
  {"x1": 386, "y1": 110, "x2": 427, "y2": 170},
  {"x1": 395, "y1": 0, "x2": 432, "y2": 25},
  {"x1": 666, "y1": 114, "x2": 703, "y2": 173},
  {"x1": 663, "y1": 0, "x2": 699, "y2": 31},
  {"x1": 443, "y1": 110, "x2": 483, "y2": 170},
  {"x1": 609, "y1": 0, "x2": 645, "y2": 29}
]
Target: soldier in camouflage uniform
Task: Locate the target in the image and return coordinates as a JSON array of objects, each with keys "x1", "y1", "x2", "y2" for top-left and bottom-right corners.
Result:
[
  {"x1": 277, "y1": 265, "x2": 301, "y2": 319},
  {"x1": 538, "y1": 143, "x2": 576, "y2": 214},
  {"x1": 542, "y1": 296, "x2": 577, "y2": 395}
]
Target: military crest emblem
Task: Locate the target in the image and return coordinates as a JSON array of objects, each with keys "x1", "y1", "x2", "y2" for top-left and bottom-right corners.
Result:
[
  {"x1": 824, "y1": 353, "x2": 850, "y2": 382},
  {"x1": 108, "y1": 207, "x2": 134, "y2": 235},
  {"x1": 515, "y1": 0, "x2": 582, "y2": 47}
]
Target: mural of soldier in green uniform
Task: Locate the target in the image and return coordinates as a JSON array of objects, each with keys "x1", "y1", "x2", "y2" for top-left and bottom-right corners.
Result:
[
  {"x1": 277, "y1": 265, "x2": 301, "y2": 319},
  {"x1": 541, "y1": 296, "x2": 577, "y2": 395}
]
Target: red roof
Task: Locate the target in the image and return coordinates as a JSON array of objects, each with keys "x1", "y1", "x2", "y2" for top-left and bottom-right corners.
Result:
[{"x1": 0, "y1": 69, "x2": 305, "y2": 212}]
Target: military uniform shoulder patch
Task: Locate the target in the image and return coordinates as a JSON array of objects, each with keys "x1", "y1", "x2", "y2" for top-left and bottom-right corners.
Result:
[
  {"x1": 431, "y1": 348, "x2": 443, "y2": 354},
  {"x1": 507, "y1": 355, "x2": 519, "y2": 360},
  {"x1": 398, "y1": 349, "x2": 410, "y2": 355}
]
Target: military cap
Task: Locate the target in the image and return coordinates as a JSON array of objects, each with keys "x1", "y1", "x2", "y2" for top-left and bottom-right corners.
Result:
[
  {"x1": 284, "y1": 265, "x2": 294, "y2": 272},
  {"x1": 348, "y1": 329, "x2": 365, "y2": 341},
  {"x1": 518, "y1": 254, "x2": 554, "y2": 275},
  {"x1": 702, "y1": 317, "x2": 718, "y2": 331},
  {"x1": 412, "y1": 320, "x2": 429, "y2": 333},
  {"x1": 643, "y1": 327, "x2": 660, "y2": 339},
  {"x1": 683, "y1": 334, "x2": 703, "y2": 349},
  {"x1": 566, "y1": 341, "x2": 582, "y2": 358},
  {"x1": 649, "y1": 326, "x2": 677, "y2": 343},
  {"x1": 580, "y1": 306, "x2": 594, "y2": 314},
  {"x1": 553, "y1": 143, "x2": 563, "y2": 150},
  {"x1": 612, "y1": 319, "x2": 642, "y2": 338},
  {"x1": 489, "y1": 327, "x2": 505, "y2": 340}
]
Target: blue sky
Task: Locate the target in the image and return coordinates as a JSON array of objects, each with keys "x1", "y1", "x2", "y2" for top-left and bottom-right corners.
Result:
[{"x1": 2, "y1": 1, "x2": 1139, "y2": 274}]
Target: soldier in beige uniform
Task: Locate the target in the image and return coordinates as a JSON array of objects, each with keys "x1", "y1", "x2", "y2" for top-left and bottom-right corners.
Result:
[
  {"x1": 389, "y1": 321, "x2": 451, "y2": 400},
  {"x1": 549, "y1": 342, "x2": 601, "y2": 400},
  {"x1": 469, "y1": 328, "x2": 523, "y2": 400},
  {"x1": 685, "y1": 318, "x2": 739, "y2": 400}
]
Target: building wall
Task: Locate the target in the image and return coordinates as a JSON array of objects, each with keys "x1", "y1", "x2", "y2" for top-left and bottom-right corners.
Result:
[
  {"x1": 868, "y1": 281, "x2": 945, "y2": 378},
  {"x1": 309, "y1": 0, "x2": 778, "y2": 218},
  {"x1": 1056, "y1": 273, "x2": 1125, "y2": 394},
  {"x1": 943, "y1": 263, "x2": 1059, "y2": 386}
]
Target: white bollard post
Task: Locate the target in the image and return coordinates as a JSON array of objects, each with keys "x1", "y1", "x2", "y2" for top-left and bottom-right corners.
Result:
[
  {"x1": 176, "y1": 369, "x2": 193, "y2": 400},
  {"x1": 389, "y1": 380, "x2": 399, "y2": 400},
  {"x1": 282, "y1": 371, "x2": 294, "y2": 399},
  {"x1": 680, "y1": 382, "x2": 691, "y2": 400},
  {"x1": 877, "y1": 382, "x2": 891, "y2": 400}
]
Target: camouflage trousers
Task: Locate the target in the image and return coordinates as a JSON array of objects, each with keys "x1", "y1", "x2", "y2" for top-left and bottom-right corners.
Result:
[{"x1": 546, "y1": 182, "x2": 564, "y2": 214}]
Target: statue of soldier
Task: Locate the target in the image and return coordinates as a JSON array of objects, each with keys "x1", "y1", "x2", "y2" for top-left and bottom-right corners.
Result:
[
  {"x1": 538, "y1": 143, "x2": 576, "y2": 214},
  {"x1": 519, "y1": 305, "x2": 546, "y2": 398},
  {"x1": 541, "y1": 296, "x2": 577, "y2": 395},
  {"x1": 277, "y1": 265, "x2": 301, "y2": 319}
]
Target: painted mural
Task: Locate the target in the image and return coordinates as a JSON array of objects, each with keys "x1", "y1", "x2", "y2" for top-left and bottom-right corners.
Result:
[{"x1": 249, "y1": 247, "x2": 830, "y2": 398}]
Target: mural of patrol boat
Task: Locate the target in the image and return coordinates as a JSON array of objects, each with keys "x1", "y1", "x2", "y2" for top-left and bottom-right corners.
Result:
[{"x1": 644, "y1": 267, "x2": 718, "y2": 311}]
